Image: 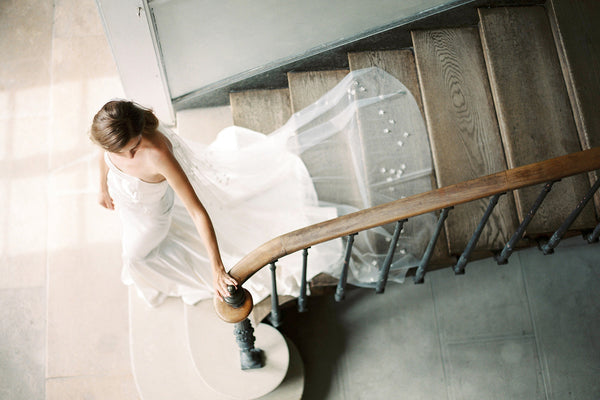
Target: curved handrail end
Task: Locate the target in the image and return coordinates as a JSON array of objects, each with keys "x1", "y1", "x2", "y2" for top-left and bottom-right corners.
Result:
[{"x1": 214, "y1": 288, "x2": 254, "y2": 323}]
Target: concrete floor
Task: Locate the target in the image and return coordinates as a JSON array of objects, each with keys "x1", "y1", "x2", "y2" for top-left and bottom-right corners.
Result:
[
  {"x1": 1, "y1": 1, "x2": 599, "y2": 400},
  {"x1": 1, "y1": 0, "x2": 136, "y2": 398},
  {"x1": 282, "y1": 237, "x2": 600, "y2": 400}
]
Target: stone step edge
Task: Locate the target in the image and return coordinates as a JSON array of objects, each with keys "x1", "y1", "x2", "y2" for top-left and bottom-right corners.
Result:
[
  {"x1": 128, "y1": 288, "x2": 232, "y2": 400},
  {"x1": 129, "y1": 288, "x2": 304, "y2": 400},
  {"x1": 184, "y1": 300, "x2": 290, "y2": 400}
]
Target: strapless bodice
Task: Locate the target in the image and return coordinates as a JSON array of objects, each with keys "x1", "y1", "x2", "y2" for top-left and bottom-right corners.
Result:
[{"x1": 104, "y1": 152, "x2": 174, "y2": 217}]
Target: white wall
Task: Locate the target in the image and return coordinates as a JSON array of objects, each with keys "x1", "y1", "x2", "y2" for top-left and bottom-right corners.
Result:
[
  {"x1": 151, "y1": 0, "x2": 451, "y2": 98},
  {"x1": 97, "y1": 0, "x2": 453, "y2": 117},
  {"x1": 96, "y1": 0, "x2": 175, "y2": 123}
]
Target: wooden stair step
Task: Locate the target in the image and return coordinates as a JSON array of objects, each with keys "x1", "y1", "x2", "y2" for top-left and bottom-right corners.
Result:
[
  {"x1": 288, "y1": 67, "x2": 443, "y2": 261},
  {"x1": 547, "y1": 0, "x2": 600, "y2": 218},
  {"x1": 176, "y1": 106, "x2": 233, "y2": 145},
  {"x1": 287, "y1": 70, "x2": 349, "y2": 113},
  {"x1": 547, "y1": 0, "x2": 600, "y2": 151},
  {"x1": 479, "y1": 6, "x2": 596, "y2": 233},
  {"x1": 412, "y1": 27, "x2": 519, "y2": 254},
  {"x1": 348, "y1": 49, "x2": 450, "y2": 263},
  {"x1": 230, "y1": 88, "x2": 292, "y2": 134},
  {"x1": 286, "y1": 70, "x2": 359, "y2": 208},
  {"x1": 348, "y1": 49, "x2": 425, "y2": 116},
  {"x1": 308, "y1": 272, "x2": 340, "y2": 295}
]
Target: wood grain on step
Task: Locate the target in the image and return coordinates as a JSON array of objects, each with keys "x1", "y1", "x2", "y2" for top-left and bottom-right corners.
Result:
[
  {"x1": 479, "y1": 6, "x2": 596, "y2": 232},
  {"x1": 226, "y1": 147, "x2": 600, "y2": 300},
  {"x1": 412, "y1": 27, "x2": 518, "y2": 253},
  {"x1": 286, "y1": 70, "x2": 361, "y2": 208},
  {"x1": 546, "y1": 0, "x2": 600, "y2": 219},
  {"x1": 230, "y1": 88, "x2": 291, "y2": 134},
  {"x1": 348, "y1": 50, "x2": 425, "y2": 116},
  {"x1": 348, "y1": 49, "x2": 450, "y2": 260},
  {"x1": 287, "y1": 70, "x2": 349, "y2": 113}
]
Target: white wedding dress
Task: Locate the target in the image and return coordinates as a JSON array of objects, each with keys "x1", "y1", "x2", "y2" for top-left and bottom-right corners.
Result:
[{"x1": 106, "y1": 67, "x2": 436, "y2": 307}]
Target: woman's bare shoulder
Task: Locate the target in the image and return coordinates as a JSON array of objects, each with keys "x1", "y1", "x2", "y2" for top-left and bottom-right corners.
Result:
[{"x1": 145, "y1": 131, "x2": 176, "y2": 165}]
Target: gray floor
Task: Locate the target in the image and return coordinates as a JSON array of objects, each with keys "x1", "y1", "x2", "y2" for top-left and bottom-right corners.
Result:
[{"x1": 281, "y1": 237, "x2": 600, "y2": 400}]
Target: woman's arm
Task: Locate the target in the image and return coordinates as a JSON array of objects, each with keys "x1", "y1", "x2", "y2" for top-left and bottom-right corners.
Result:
[
  {"x1": 98, "y1": 151, "x2": 114, "y2": 210},
  {"x1": 154, "y1": 149, "x2": 237, "y2": 300}
]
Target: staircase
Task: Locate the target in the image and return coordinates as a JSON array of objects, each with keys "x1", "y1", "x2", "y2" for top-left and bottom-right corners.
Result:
[
  {"x1": 130, "y1": 2, "x2": 599, "y2": 399},
  {"x1": 129, "y1": 289, "x2": 304, "y2": 400}
]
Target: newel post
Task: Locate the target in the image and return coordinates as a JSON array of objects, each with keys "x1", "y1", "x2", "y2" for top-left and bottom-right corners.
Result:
[{"x1": 214, "y1": 285, "x2": 264, "y2": 370}]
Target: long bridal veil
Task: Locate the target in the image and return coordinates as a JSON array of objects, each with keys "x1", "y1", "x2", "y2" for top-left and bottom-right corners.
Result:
[{"x1": 168, "y1": 67, "x2": 436, "y2": 299}]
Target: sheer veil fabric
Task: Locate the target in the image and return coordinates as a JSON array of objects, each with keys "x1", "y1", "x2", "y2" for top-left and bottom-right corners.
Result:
[{"x1": 107, "y1": 67, "x2": 436, "y2": 307}]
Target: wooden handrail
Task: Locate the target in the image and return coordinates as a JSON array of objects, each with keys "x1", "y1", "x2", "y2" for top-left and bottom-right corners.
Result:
[{"x1": 215, "y1": 147, "x2": 600, "y2": 322}]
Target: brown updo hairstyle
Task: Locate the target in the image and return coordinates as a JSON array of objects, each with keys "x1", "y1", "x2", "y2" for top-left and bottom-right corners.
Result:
[{"x1": 90, "y1": 100, "x2": 158, "y2": 152}]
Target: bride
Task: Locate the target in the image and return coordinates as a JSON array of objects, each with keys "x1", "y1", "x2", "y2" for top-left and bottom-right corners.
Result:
[
  {"x1": 91, "y1": 67, "x2": 436, "y2": 308},
  {"x1": 92, "y1": 100, "x2": 238, "y2": 303}
]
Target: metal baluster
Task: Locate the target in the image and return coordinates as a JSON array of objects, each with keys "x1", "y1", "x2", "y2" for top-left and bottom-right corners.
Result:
[
  {"x1": 335, "y1": 233, "x2": 357, "y2": 302},
  {"x1": 495, "y1": 181, "x2": 556, "y2": 264},
  {"x1": 269, "y1": 261, "x2": 282, "y2": 328},
  {"x1": 233, "y1": 318, "x2": 265, "y2": 370},
  {"x1": 541, "y1": 177, "x2": 600, "y2": 254},
  {"x1": 414, "y1": 207, "x2": 452, "y2": 284},
  {"x1": 298, "y1": 248, "x2": 309, "y2": 313},
  {"x1": 376, "y1": 219, "x2": 407, "y2": 294},
  {"x1": 454, "y1": 193, "x2": 504, "y2": 275},
  {"x1": 225, "y1": 285, "x2": 264, "y2": 370},
  {"x1": 586, "y1": 222, "x2": 600, "y2": 244}
]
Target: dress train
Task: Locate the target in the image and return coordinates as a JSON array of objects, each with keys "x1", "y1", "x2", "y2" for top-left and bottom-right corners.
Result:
[{"x1": 106, "y1": 67, "x2": 436, "y2": 307}]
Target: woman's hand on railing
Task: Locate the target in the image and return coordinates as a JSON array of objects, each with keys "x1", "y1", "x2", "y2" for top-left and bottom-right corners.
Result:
[{"x1": 213, "y1": 268, "x2": 238, "y2": 300}]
